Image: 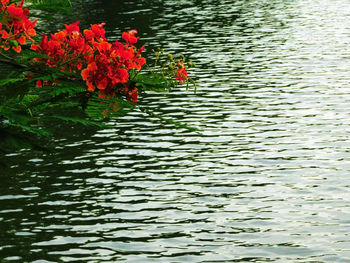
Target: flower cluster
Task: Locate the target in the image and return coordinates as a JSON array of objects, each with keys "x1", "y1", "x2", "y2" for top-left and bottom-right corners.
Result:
[
  {"x1": 0, "y1": 0, "x2": 193, "y2": 108},
  {"x1": 31, "y1": 21, "x2": 93, "y2": 71},
  {"x1": 81, "y1": 28, "x2": 146, "y2": 101},
  {"x1": 0, "y1": 0, "x2": 36, "y2": 53},
  {"x1": 31, "y1": 22, "x2": 146, "y2": 103}
]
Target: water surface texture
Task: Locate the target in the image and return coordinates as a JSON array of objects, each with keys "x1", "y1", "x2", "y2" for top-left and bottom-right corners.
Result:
[{"x1": 1, "y1": 0, "x2": 350, "y2": 262}]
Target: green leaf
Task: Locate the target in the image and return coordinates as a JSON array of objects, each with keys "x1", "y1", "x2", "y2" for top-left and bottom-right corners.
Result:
[
  {"x1": 0, "y1": 77, "x2": 25, "y2": 87},
  {"x1": 28, "y1": 0, "x2": 72, "y2": 13},
  {"x1": 133, "y1": 73, "x2": 173, "y2": 92},
  {"x1": 9, "y1": 40, "x2": 18, "y2": 48},
  {"x1": 85, "y1": 96, "x2": 134, "y2": 120},
  {"x1": 49, "y1": 85, "x2": 86, "y2": 97},
  {"x1": 51, "y1": 115, "x2": 109, "y2": 128},
  {"x1": 2, "y1": 118, "x2": 52, "y2": 137}
]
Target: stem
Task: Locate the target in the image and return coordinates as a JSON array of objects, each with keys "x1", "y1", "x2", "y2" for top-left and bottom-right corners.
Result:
[
  {"x1": 0, "y1": 51, "x2": 13, "y2": 61},
  {"x1": 0, "y1": 53, "x2": 27, "y2": 68}
]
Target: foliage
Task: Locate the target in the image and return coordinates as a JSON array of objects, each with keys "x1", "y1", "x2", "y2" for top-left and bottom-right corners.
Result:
[
  {"x1": 27, "y1": 0, "x2": 72, "y2": 13},
  {"x1": 0, "y1": 0, "x2": 196, "y2": 154}
]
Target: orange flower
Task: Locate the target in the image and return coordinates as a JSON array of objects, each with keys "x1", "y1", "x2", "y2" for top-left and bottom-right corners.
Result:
[
  {"x1": 17, "y1": 35, "x2": 25, "y2": 45},
  {"x1": 53, "y1": 31, "x2": 67, "y2": 42},
  {"x1": 83, "y1": 29, "x2": 94, "y2": 41},
  {"x1": 12, "y1": 45, "x2": 21, "y2": 53},
  {"x1": 87, "y1": 81, "x2": 95, "y2": 91},
  {"x1": 96, "y1": 40, "x2": 111, "y2": 52},
  {"x1": 30, "y1": 43, "x2": 38, "y2": 50},
  {"x1": 97, "y1": 78, "x2": 108, "y2": 90},
  {"x1": 81, "y1": 68, "x2": 89, "y2": 80},
  {"x1": 1, "y1": 30, "x2": 9, "y2": 39},
  {"x1": 27, "y1": 28, "x2": 36, "y2": 37}
]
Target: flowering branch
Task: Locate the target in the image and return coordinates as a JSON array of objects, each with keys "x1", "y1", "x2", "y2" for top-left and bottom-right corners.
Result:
[{"x1": 0, "y1": 0, "x2": 196, "y2": 151}]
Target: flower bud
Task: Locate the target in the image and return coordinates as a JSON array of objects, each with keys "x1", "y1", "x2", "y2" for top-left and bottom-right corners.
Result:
[{"x1": 188, "y1": 62, "x2": 195, "y2": 68}]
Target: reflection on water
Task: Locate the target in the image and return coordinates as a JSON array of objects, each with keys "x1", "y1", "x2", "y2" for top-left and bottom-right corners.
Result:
[{"x1": 2, "y1": 0, "x2": 350, "y2": 262}]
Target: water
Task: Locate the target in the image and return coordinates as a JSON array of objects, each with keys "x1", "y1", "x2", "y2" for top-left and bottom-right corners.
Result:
[{"x1": 1, "y1": 0, "x2": 350, "y2": 262}]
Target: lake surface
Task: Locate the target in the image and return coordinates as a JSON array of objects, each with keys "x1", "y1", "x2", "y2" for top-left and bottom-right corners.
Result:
[{"x1": 1, "y1": 0, "x2": 350, "y2": 262}]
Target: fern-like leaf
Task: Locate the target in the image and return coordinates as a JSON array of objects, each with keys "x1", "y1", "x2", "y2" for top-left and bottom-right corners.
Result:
[{"x1": 51, "y1": 115, "x2": 109, "y2": 128}]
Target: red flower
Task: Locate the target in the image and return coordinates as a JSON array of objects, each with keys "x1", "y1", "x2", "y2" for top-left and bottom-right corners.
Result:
[
  {"x1": 17, "y1": 35, "x2": 25, "y2": 45},
  {"x1": 31, "y1": 20, "x2": 147, "y2": 104},
  {"x1": 1, "y1": 29, "x2": 9, "y2": 39},
  {"x1": 128, "y1": 87, "x2": 138, "y2": 103},
  {"x1": 122, "y1": 29, "x2": 139, "y2": 44},
  {"x1": 83, "y1": 29, "x2": 94, "y2": 41},
  {"x1": 91, "y1": 23, "x2": 106, "y2": 40},
  {"x1": 97, "y1": 78, "x2": 108, "y2": 90},
  {"x1": 175, "y1": 61, "x2": 189, "y2": 84},
  {"x1": 64, "y1": 21, "x2": 80, "y2": 34},
  {"x1": 0, "y1": 0, "x2": 36, "y2": 52},
  {"x1": 6, "y1": 4, "x2": 23, "y2": 18},
  {"x1": 12, "y1": 45, "x2": 21, "y2": 53}
]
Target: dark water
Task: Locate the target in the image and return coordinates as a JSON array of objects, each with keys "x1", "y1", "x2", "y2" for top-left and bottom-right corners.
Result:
[{"x1": 2, "y1": 0, "x2": 350, "y2": 262}]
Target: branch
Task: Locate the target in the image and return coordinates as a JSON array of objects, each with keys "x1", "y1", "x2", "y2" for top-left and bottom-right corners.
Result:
[{"x1": 0, "y1": 57, "x2": 27, "y2": 69}]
